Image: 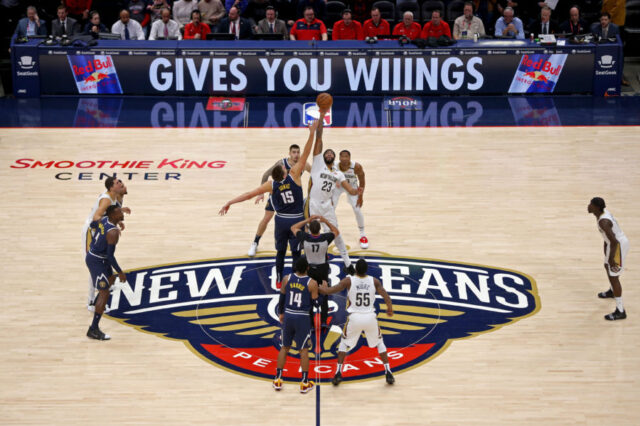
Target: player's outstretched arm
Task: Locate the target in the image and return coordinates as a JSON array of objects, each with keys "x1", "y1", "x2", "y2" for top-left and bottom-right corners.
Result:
[
  {"x1": 312, "y1": 112, "x2": 326, "y2": 156},
  {"x1": 291, "y1": 119, "x2": 322, "y2": 181},
  {"x1": 219, "y1": 181, "x2": 272, "y2": 215},
  {"x1": 355, "y1": 162, "x2": 365, "y2": 207},
  {"x1": 92, "y1": 198, "x2": 113, "y2": 222},
  {"x1": 374, "y1": 278, "x2": 393, "y2": 316},
  {"x1": 319, "y1": 276, "x2": 350, "y2": 295},
  {"x1": 341, "y1": 180, "x2": 361, "y2": 196}
]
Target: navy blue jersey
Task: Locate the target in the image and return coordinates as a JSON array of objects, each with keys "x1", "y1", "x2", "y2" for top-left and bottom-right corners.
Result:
[
  {"x1": 282, "y1": 158, "x2": 292, "y2": 171},
  {"x1": 271, "y1": 174, "x2": 304, "y2": 217},
  {"x1": 88, "y1": 216, "x2": 119, "y2": 257},
  {"x1": 284, "y1": 274, "x2": 312, "y2": 314}
]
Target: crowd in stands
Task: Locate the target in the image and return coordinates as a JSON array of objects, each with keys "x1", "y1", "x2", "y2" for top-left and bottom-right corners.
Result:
[{"x1": 5, "y1": 0, "x2": 630, "y2": 42}]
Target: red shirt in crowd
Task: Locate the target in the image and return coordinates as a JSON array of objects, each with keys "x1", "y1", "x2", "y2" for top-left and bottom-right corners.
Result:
[
  {"x1": 362, "y1": 18, "x2": 390, "y2": 37},
  {"x1": 392, "y1": 22, "x2": 422, "y2": 40},
  {"x1": 183, "y1": 22, "x2": 211, "y2": 39},
  {"x1": 332, "y1": 19, "x2": 364, "y2": 40},
  {"x1": 64, "y1": 0, "x2": 93, "y2": 16},
  {"x1": 290, "y1": 18, "x2": 327, "y2": 40},
  {"x1": 421, "y1": 21, "x2": 452, "y2": 39}
]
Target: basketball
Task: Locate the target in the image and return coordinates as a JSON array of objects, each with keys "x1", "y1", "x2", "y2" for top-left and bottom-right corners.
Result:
[{"x1": 316, "y1": 93, "x2": 333, "y2": 110}]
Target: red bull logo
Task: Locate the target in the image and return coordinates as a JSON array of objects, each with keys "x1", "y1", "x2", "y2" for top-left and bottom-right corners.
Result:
[
  {"x1": 68, "y1": 55, "x2": 123, "y2": 94},
  {"x1": 509, "y1": 54, "x2": 567, "y2": 94}
]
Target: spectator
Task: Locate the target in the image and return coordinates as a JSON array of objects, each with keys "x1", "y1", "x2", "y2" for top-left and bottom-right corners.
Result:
[
  {"x1": 472, "y1": 0, "x2": 499, "y2": 27},
  {"x1": 148, "y1": 0, "x2": 172, "y2": 23},
  {"x1": 64, "y1": 0, "x2": 92, "y2": 23},
  {"x1": 256, "y1": 5, "x2": 288, "y2": 38},
  {"x1": 528, "y1": 5, "x2": 558, "y2": 35},
  {"x1": 421, "y1": 9, "x2": 451, "y2": 39},
  {"x1": 13, "y1": 5, "x2": 48, "y2": 38},
  {"x1": 199, "y1": 0, "x2": 225, "y2": 26},
  {"x1": 128, "y1": 0, "x2": 151, "y2": 34},
  {"x1": 602, "y1": 0, "x2": 626, "y2": 28},
  {"x1": 225, "y1": 0, "x2": 248, "y2": 14},
  {"x1": 92, "y1": 0, "x2": 125, "y2": 28},
  {"x1": 84, "y1": 10, "x2": 108, "y2": 37},
  {"x1": 183, "y1": 9, "x2": 210, "y2": 38},
  {"x1": 453, "y1": 2, "x2": 485, "y2": 40},
  {"x1": 217, "y1": 6, "x2": 253, "y2": 38},
  {"x1": 149, "y1": 7, "x2": 182, "y2": 38},
  {"x1": 290, "y1": 6, "x2": 328, "y2": 40},
  {"x1": 350, "y1": 0, "x2": 374, "y2": 23},
  {"x1": 559, "y1": 5, "x2": 588, "y2": 35},
  {"x1": 296, "y1": 0, "x2": 326, "y2": 22},
  {"x1": 332, "y1": 8, "x2": 364, "y2": 40},
  {"x1": 173, "y1": 0, "x2": 198, "y2": 27},
  {"x1": 392, "y1": 11, "x2": 421, "y2": 40},
  {"x1": 494, "y1": 6, "x2": 524, "y2": 38},
  {"x1": 591, "y1": 11, "x2": 619, "y2": 39},
  {"x1": 52, "y1": 5, "x2": 81, "y2": 37},
  {"x1": 363, "y1": 7, "x2": 390, "y2": 38},
  {"x1": 272, "y1": 0, "x2": 296, "y2": 23},
  {"x1": 112, "y1": 9, "x2": 146, "y2": 39}
]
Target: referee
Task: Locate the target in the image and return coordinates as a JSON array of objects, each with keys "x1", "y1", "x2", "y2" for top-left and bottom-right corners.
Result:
[{"x1": 291, "y1": 215, "x2": 340, "y2": 328}]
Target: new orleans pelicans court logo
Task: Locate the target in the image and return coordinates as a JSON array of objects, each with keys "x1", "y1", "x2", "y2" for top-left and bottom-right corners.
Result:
[{"x1": 107, "y1": 254, "x2": 539, "y2": 383}]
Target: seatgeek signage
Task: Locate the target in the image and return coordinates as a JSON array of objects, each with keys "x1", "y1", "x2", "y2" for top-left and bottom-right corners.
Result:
[{"x1": 106, "y1": 254, "x2": 539, "y2": 383}]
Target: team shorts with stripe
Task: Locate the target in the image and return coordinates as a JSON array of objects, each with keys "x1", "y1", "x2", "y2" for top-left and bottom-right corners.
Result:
[
  {"x1": 85, "y1": 253, "x2": 113, "y2": 291},
  {"x1": 341, "y1": 311, "x2": 382, "y2": 350},
  {"x1": 605, "y1": 237, "x2": 630, "y2": 277},
  {"x1": 265, "y1": 198, "x2": 274, "y2": 212},
  {"x1": 282, "y1": 311, "x2": 312, "y2": 349}
]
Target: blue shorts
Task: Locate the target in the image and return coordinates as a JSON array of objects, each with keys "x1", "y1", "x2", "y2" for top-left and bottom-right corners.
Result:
[
  {"x1": 282, "y1": 312, "x2": 312, "y2": 349},
  {"x1": 265, "y1": 198, "x2": 274, "y2": 212},
  {"x1": 85, "y1": 253, "x2": 113, "y2": 291},
  {"x1": 274, "y1": 215, "x2": 302, "y2": 252}
]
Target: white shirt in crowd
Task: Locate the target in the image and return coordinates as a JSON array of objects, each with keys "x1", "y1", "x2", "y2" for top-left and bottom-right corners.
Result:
[
  {"x1": 149, "y1": 19, "x2": 183, "y2": 39},
  {"x1": 173, "y1": 0, "x2": 199, "y2": 26},
  {"x1": 111, "y1": 19, "x2": 146, "y2": 40}
]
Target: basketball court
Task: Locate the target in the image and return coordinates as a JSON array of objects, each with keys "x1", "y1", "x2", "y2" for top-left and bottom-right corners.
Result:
[{"x1": 1, "y1": 100, "x2": 639, "y2": 424}]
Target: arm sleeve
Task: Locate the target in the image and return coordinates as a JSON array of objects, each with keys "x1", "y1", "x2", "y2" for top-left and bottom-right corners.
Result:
[
  {"x1": 296, "y1": 230, "x2": 306, "y2": 242},
  {"x1": 324, "y1": 233, "x2": 335, "y2": 244},
  {"x1": 278, "y1": 292, "x2": 286, "y2": 314},
  {"x1": 107, "y1": 243, "x2": 123, "y2": 274}
]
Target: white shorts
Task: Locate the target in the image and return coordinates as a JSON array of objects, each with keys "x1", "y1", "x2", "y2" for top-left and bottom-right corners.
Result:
[
  {"x1": 341, "y1": 311, "x2": 381, "y2": 350},
  {"x1": 605, "y1": 237, "x2": 630, "y2": 277},
  {"x1": 307, "y1": 197, "x2": 338, "y2": 228},
  {"x1": 332, "y1": 187, "x2": 359, "y2": 210},
  {"x1": 82, "y1": 221, "x2": 92, "y2": 259}
]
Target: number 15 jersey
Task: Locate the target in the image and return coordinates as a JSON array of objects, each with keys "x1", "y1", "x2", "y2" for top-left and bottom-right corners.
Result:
[
  {"x1": 347, "y1": 275, "x2": 376, "y2": 314},
  {"x1": 309, "y1": 153, "x2": 346, "y2": 206},
  {"x1": 271, "y1": 174, "x2": 304, "y2": 217}
]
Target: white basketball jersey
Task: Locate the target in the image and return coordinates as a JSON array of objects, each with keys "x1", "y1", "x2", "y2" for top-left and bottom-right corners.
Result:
[
  {"x1": 338, "y1": 160, "x2": 358, "y2": 188},
  {"x1": 598, "y1": 209, "x2": 627, "y2": 244},
  {"x1": 309, "y1": 153, "x2": 346, "y2": 203},
  {"x1": 85, "y1": 192, "x2": 118, "y2": 224},
  {"x1": 347, "y1": 275, "x2": 376, "y2": 314}
]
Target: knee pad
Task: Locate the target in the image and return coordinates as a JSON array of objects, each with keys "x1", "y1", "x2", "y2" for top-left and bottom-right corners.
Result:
[{"x1": 338, "y1": 340, "x2": 351, "y2": 353}]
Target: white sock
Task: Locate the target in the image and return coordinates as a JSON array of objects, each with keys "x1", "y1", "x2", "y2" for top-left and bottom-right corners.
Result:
[
  {"x1": 353, "y1": 207, "x2": 365, "y2": 236},
  {"x1": 336, "y1": 363, "x2": 343, "y2": 373},
  {"x1": 334, "y1": 234, "x2": 351, "y2": 267},
  {"x1": 615, "y1": 297, "x2": 624, "y2": 312},
  {"x1": 384, "y1": 363, "x2": 391, "y2": 373},
  {"x1": 87, "y1": 277, "x2": 95, "y2": 305}
]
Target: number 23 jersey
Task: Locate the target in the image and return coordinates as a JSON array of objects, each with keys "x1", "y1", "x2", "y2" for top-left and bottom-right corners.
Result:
[
  {"x1": 309, "y1": 153, "x2": 346, "y2": 206},
  {"x1": 347, "y1": 275, "x2": 376, "y2": 314}
]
